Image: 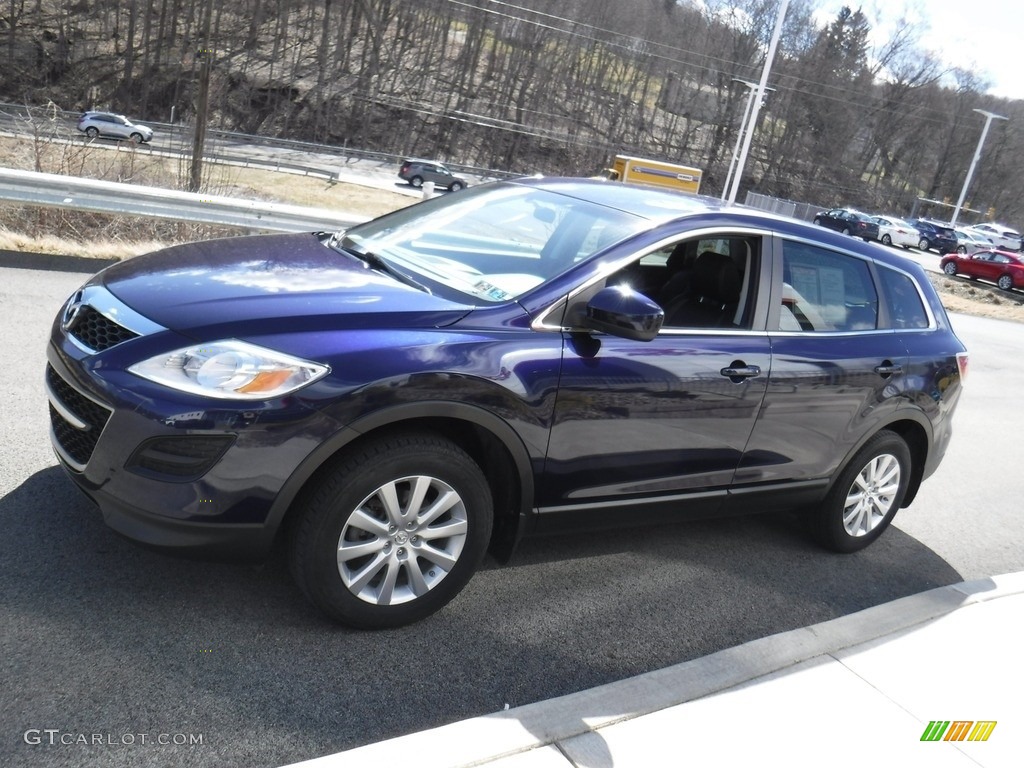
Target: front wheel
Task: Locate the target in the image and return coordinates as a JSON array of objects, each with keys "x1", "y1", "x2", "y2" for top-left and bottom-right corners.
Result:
[
  {"x1": 943, "y1": 262, "x2": 957, "y2": 276},
  {"x1": 998, "y1": 274, "x2": 1013, "y2": 290},
  {"x1": 805, "y1": 430, "x2": 911, "y2": 553},
  {"x1": 449, "y1": 181, "x2": 464, "y2": 192},
  {"x1": 881, "y1": 234, "x2": 893, "y2": 246},
  {"x1": 957, "y1": 245, "x2": 967, "y2": 254},
  {"x1": 288, "y1": 433, "x2": 493, "y2": 628}
]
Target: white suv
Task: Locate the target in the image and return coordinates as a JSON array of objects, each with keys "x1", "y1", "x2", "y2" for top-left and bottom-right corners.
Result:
[
  {"x1": 77, "y1": 112, "x2": 154, "y2": 143},
  {"x1": 961, "y1": 222, "x2": 1021, "y2": 251}
]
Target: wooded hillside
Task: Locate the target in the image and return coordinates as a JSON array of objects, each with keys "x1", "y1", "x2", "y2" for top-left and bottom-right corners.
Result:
[{"x1": 6, "y1": 0, "x2": 1023, "y2": 222}]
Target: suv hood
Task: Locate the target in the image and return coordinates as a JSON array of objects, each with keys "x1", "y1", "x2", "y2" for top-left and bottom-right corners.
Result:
[{"x1": 96, "y1": 232, "x2": 473, "y2": 334}]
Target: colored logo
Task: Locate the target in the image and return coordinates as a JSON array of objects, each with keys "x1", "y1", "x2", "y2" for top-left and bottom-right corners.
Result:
[{"x1": 920, "y1": 721, "x2": 997, "y2": 742}]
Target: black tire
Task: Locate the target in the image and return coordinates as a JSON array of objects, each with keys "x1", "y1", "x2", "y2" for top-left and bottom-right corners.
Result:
[
  {"x1": 288, "y1": 433, "x2": 493, "y2": 629},
  {"x1": 842, "y1": 227, "x2": 852, "y2": 236},
  {"x1": 998, "y1": 274, "x2": 1013, "y2": 290},
  {"x1": 129, "y1": 132, "x2": 143, "y2": 143},
  {"x1": 943, "y1": 262, "x2": 957, "y2": 276},
  {"x1": 918, "y1": 237, "x2": 930, "y2": 251},
  {"x1": 957, "y1": 245, "x2": 967, "y2": 254},
  {"x1": 85, "y1": 126, "x2": 99, "y2": 138},
  {"x1": 813, "y1": 218, "x2": 822, "y2": 226},
  {"x1": 449, "y1": 181, "x2": 464, "y2": 192},
  {"x1": 806, "y1": 430, "x2": 911, "y2": 553},
  {"x1": 409, "y1": 175, "x2": 424, "y2": 188},
  {"x1": 881, "y1": 234, "x2": 893, "y2": 246}
]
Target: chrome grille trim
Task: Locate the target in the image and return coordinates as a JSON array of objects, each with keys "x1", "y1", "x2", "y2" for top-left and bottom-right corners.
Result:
[{"x1": 60, "y1": 284, "x2": 166, "y2": 354}]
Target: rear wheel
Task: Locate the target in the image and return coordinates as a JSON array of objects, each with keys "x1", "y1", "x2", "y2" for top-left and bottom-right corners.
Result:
[
  {"x1": 881, "y1": 234, "x2": 893, "y2": 246},
  {"x1": 918, "y1": 237, "x2": 930, "y2": 251},
  {"x1": 998, "y1": 274, "x2": 1013, "y2": 290},
  {"x1": 957, "y1": 245, "x2": 967, "y2": 254},
  {"x1": 288, "y1": 433, "x2": 493, "y2": 628},
  {"x1": 85, "y1": 126, "x2": 99, "y2": 138},
  {"x1": 409, "y1": 175, "x2": 424, "y2": 188},
  {"x1": 806, "y1": 430, "x2": 910, "y2": 553}
]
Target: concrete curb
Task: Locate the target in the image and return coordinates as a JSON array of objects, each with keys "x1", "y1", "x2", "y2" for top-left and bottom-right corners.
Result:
[{"x1": 284, "y1": 572, "x2": 1024, "y2": 768}]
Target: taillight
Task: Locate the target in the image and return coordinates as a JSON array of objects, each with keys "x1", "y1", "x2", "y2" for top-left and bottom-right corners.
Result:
[{"x1": 956, "y1": 352, "x2": 969, "y2": 383}]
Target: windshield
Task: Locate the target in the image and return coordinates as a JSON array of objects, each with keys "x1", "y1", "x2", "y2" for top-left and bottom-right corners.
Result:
[{"x1": 339, "y1": 184, "x2": 646, "y2": 303}]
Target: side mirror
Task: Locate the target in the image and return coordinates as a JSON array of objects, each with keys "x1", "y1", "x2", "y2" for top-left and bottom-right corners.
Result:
[{"x1": 584, "y1": 286, "x2": 664, "y2": 342}]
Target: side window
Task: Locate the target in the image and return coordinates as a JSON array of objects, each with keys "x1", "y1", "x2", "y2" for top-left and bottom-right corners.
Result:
[
  {"x1": 779, "y1": 241, "x2": 877, "y2": 332},
  {"x1": 877, "y1": 266, "x2": 929, "y2": 329},
  {"x1": 604, "y1": 235, "x2": 759, "y2": 330}
]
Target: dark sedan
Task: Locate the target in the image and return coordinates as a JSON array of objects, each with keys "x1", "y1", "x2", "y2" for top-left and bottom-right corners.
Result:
[
  {"x1": 47, "y1": 179, "x2": 968, "y2": 628},
  {"x1": 908, "y1": 219, "x2": 958, "y2": 254},
  {"x1": 941, "y1": 248, "x2": 1024, "y2": 291},
  {"x1": 812, "y1": 208, "x2": 879, "y2": 241}
]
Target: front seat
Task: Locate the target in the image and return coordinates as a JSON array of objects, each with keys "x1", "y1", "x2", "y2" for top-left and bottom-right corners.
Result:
[{"x1": 662, "y1": 252, "x2": 741, "y2": 328}]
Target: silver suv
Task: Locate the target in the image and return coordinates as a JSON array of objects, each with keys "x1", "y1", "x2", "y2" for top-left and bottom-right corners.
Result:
[
  {"x1": 77, "y1": 112, "x2": 154, "y2": 143},
  {"x1": 398, "y1": 158, "x2": 468, "y2": 191}
]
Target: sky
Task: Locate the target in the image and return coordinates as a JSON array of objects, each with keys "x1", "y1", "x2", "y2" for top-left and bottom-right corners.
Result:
[{"x1": 811, "y1": 0, "x2": 1022, "y2": 101}]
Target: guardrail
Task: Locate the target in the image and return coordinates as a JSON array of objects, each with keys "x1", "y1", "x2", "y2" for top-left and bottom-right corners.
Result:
[{"x1": 0, "y1": 167, "x2": 367, "y2": 233}]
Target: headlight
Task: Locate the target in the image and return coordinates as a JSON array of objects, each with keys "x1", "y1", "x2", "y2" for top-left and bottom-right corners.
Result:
[{"x1": 128, "y1": 340, "x2": 329, "y2": 400}]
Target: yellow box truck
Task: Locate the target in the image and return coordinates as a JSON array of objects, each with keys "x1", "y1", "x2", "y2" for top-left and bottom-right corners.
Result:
[{"x1": 601, "y1": 155, "x2": 703, "y2": 195}]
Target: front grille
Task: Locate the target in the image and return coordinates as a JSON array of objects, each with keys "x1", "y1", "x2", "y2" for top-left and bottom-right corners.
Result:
[
  {"x1": 67, "y1": 305, "x2": 139, "y2": 352},
  {"x1": 46, "y1": 364, "x2": 112, "y2": 468},
  {"x1": 127, "y1": 435, "x2": 235, "y2": 481}
]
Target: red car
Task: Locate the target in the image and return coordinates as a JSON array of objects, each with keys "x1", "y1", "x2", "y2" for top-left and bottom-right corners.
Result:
[{"x1": 940, "y1": 248, "x2": 1024, "y2": 291}]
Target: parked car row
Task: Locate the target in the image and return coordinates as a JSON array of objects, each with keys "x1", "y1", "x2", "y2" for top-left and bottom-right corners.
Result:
[{"x1": 813, "y1": 208, "x2": 1022, "y2": 256}]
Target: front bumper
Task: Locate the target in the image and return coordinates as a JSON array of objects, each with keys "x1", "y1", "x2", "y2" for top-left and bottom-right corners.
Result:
[{"x1": 46, "y1": 342, "x2": 337, "y2": 560}]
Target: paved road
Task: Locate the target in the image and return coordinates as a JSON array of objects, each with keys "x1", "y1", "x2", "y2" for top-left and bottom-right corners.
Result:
[{"x1": 2, "y1": 256, "x2": 1022, "y2": 768}]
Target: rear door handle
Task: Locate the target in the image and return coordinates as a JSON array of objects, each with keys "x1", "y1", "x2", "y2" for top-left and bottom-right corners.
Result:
[{"x1": 874, "y1": 361, "x2": 903, "y2": 377}]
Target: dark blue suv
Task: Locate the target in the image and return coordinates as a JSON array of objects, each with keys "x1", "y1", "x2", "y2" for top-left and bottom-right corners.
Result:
[{"x1": 46, "y1": 179, "x2": 968, "y2": 628}]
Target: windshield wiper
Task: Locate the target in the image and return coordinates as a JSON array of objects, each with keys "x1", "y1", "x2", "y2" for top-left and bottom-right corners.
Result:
[{"x1": 328, "y1": 234, "x2": 432, "y2": 294}]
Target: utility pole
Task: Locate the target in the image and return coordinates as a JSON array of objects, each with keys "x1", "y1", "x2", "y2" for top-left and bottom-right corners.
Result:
[
  {"x1": 722, "y1": 79, "x2": 774, "y2": 201},
  {"x1": 950, "y1": 109, "x2": 1008, "y2": 226},
  {"x1": 726, "y1": 0, "x2": 790, "y2": 205},
  {"x1": 189, "y1": 0, "x2": 214, "y2": 193}
]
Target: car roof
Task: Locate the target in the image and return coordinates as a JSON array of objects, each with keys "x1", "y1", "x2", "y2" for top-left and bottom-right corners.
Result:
[
  {"x1": 504, "y1": 178, "x2": 929, "y2": 273},
  {"x1": 82, "y1": 111, "x2": 135, "y2": 121}
]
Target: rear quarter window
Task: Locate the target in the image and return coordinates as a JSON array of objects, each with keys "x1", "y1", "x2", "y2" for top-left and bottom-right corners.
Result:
[{"x1": 877, "y1": 266, "x2": 929, "y2": 329}]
